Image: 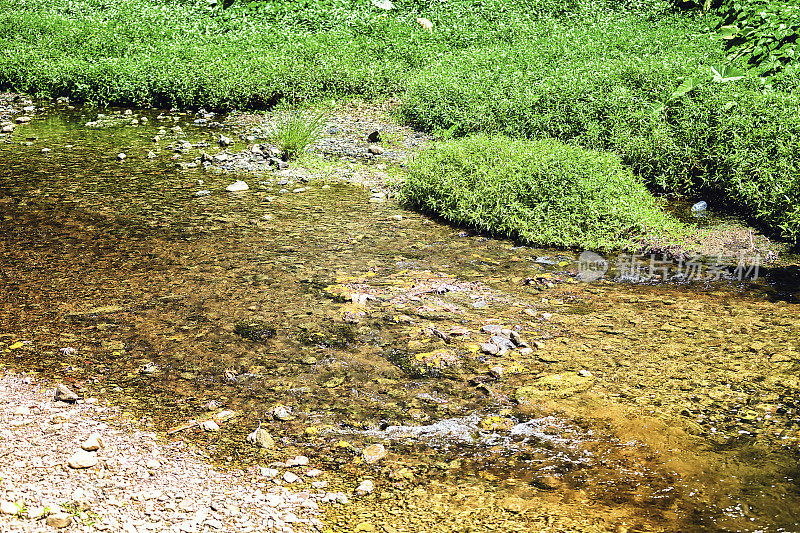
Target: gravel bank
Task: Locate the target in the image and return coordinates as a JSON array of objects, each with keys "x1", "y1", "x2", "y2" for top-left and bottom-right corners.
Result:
[{"x1": 0, "y1": 371, "x2": 326, "y2": 533}]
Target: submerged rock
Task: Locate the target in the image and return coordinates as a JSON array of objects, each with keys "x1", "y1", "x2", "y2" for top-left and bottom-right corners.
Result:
[
  {"x1": 515, "y1": 372, "x2": 595, "y2": 402},
  {"x1": 362, "y1": 444, "x2": 387, "y2": 464},
  {"x1": 226, "y1": 180, "x2": 249, "y2": 192}
]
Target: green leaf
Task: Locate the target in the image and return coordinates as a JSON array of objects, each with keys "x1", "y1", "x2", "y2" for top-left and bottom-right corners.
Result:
[
  {"x1": 670, "y1": 77, "x2": 703, "y2": 99},
  {"x1": 710, "y1": 64, "x2": 746, "y2": 82},
  {"x1": 717, "y1": 25, "x2": 740, "y2": 40}
]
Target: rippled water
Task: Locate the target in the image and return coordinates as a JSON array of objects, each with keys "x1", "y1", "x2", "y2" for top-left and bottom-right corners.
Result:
[{"x1": 2, "y1": 103, "x2": 800, "y2": 532}]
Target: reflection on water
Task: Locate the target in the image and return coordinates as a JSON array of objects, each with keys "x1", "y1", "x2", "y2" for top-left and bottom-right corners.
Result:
[{"x1": 2, "y1": 103, "x2": 800, "y2": 532}]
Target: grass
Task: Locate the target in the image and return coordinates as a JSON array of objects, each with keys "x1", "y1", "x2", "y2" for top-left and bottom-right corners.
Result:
[
  {"x1": 400, "y1": 133, "x2": 687, "y2": 251},
  {"x1": 265, "y1": 106, "x2": 330, "y2": 160},
  {"x1": 0, "y1": 0, "x2": 797, "y2": 248}
]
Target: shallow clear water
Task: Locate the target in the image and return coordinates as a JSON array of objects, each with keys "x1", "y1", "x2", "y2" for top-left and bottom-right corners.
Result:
[{"x1": 2, "y1": 103, "x2": 800, "y2": 532}]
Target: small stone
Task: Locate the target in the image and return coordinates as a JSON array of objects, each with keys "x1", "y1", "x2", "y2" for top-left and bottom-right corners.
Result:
[
  {"x1": 41, "y1": 147, "x2": 51, "y2": 153},
  {"x1": 145, "y1": 458, "x2": 161, "y2": 469},
  {"x1": 391, "y1": 215, "x2": 403, "y2": 221},
  {"x1": 147, "y1": 151, "x2": 157, "y2": 159},
  {"x1": 286, "y1": 455, "x2": 309, "y2": 467},
  {"x1": 305, "y1": 468, "x2": 322, "y2": 477},
  {"x1": 259, "y1": 467, "x2": 279, "y2": 479},
  {"x1": 480, "y1": 343, "x2": 499, "y2": 355},
  {"x1": 68, "y1": 450, "x2": 98, "y2": 469},
  {"x1": 578, "y1": 369, "x2": 593, "y2": 377},
  {"x1": 46, "y1": 513, "x2": 73, "y2": 528},
  {"x1": 81, "y1": 433, "x2": 104, "y2": 451},
  {"x1": 201, "y1": 420, "x2": 220, "y2": 431},
  {"x1": 1, "y1": 123, "x2": 15, "y2": 133},
  {"x1": 15, "y1": 116, "x2": 32, "y2": 124},
  {"x1": 367, "y1": 144, "x2": 384, "y2": 155},
  {"x1": 0, "y1": 501, "x2": 19, "y2": 515},
  {"x1": 247, "y1": 427, "x2": 274, "y2": 449},
  {"x1": 116, "y1": 153, "x2": 126, "y2": 161},
  {"x1": 355, "y1": 521, "x2": 376, "y2": 532},
  {"x1": 283, "y1": 472, "x2": 300, "y2": 483},
  {"x1": 218, "y1": 135, "x2": 231, "y2": 146},
  {"x1": 54, "y1": 384, "x2": 79, "y2": 403},
  {"x1": 367, "y1": 130, "x2": 381, "y2": 142},
  {"x1": 13, "y1": 405, "x2": 30, "y2": 416},
  {"x1": 311, "y1": 480, "x2": 327, "y2": 489},
  {"x1": 362, "y1": 444, "x2": 387, "y2": 464},
  {"x1": 356, "y1": 479, "x2": 374, "y2": 495},
  {"x1": 271, "y1": 404, "x2": 294, "y2": 421},
  {"x1": 226, "y1": 180, "x2": 249, "y2": 192},
  {"x1": 480, "y1": 325, "x2": 502, "y2": 335},
  {"x1": 195, "y1": 190, "x2": 211, "y2": 197},
  {"x1": 177, "y1": 498, "x2": 196, "y2": 512}
]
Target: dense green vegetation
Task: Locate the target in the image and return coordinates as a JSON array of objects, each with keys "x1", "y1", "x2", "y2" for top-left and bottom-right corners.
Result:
[
  {"x1": 400, "y1": 134, "x2": 685, "y2": 250},
  {"x1": 0, "y1": 0, "x2": 798, "y2": 247}
]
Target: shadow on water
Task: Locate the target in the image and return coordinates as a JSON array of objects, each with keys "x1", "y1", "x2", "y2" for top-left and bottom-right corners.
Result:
[{"x1": 2, "y1": 102, "x2": 800, "y2": 532}]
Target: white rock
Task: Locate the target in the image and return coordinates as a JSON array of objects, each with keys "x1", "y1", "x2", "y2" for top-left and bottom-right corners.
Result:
[
  {"x1": 305, "y1": 468, "x2": 323, "y2": 477},
  {"x1": 145, "y1": 458, "x2": 161, "y2": 469},
  {"x1": 286, "y1": 455, "x2": 308, "y2": 467},
  {"x1": 81, "y1": 432, "x2": 104, "y2": 451},
  {"x1": 201, "y1": 420, "x2": 220, "y2": 431},
  {"x1": 0, "y1": 501, "x2": 19, "y2": 515},
  {"x1": 416, "y1": 17, "x2": 433, "y2": 31},
  {"x1": 177, "y1": 497, "x2": 196, "y2": 512},
  {"x1": 259, "y1": 467, "x2": 279, "y2": 479},
  {"x1": 12, "y1": 405, "x2": 30, "y2": 416},
  {"x1": 356, "y1": 479, "x2": 374, "y2": 495},
  {"x1": 283, "y1": 472, "x2": 300, "y2": 483},
  {"x1": 225, "y1": 180, "x2": 249, "y2": 192},
  {"x1": 68, "y1": 450, "x2": 98, "y2": 469},
  {"x1": 311, "y1": 480, "x2": 327, "y2": 490},
  {"x1": 117, "y1": 153, "x2": 126, "y2": 161}
]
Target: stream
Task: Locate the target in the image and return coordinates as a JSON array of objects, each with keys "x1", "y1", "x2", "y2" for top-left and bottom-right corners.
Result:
[{"x1": 2, "y1": 101, "x2": 800, "y2": 532}]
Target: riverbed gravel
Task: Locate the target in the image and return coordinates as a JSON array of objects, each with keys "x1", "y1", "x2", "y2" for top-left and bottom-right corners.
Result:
[{"x1": 0, "y1": 371, "x2": 329, "y2": 533}]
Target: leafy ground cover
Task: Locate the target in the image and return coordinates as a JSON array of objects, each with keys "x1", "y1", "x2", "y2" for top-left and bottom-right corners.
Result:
[
  {"x1": 0, "y1": 0, "x2": 797, "y2": 248},
  {"x1": 400, "y1": 133, "x2": 686, "y2": 251}
]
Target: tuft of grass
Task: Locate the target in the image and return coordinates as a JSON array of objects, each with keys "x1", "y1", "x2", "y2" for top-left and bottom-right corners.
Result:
[
  {"x1": 265, "y1": 106, "x2": 330, "y2": 160},
  {"x1": 399, "y1": 133, "x2": 686, "y2": 251}
]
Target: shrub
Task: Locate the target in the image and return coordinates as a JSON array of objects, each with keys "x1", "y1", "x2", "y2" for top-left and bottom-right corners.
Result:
[
  {"x1": 400, "y1": 26, "x2": 800, "y2": 247},
  {"x1": 399, "y1": 134, "x2": 684, "y2": 251}
]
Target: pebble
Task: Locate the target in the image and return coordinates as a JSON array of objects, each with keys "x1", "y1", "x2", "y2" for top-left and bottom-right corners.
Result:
[
  {"x1": 15, "y1": 116, "x2": 31, "y2": 124},
  {"x1": 81, "y1": 432, "x2": 104, "y2": 451},
  {"x1": 226, "y1": 180, "x2": 249, "y2": 192},
  {"x1": 68, "y1": 449, "x2": 98, "y2": 469},
  {"x1": 248, "y1": 427, "x2": 275, "y2": 448},
  {"x1": 367, "y1": 144, "x2": 384, "y2": 155},
  {"x1": 356, "y1": 479, "x2": 374, "y2": 495},
  {"x1": 259, "y1": 467, "x2": 279, "y2": 479},
  {"x1": 286, "y1": 455, "x2": 309, "y2": 467},
  {"x1": 480, "y1": 343, "x2": 500, "y2": 355},
  {"x1": 283, "y1": 472, "x2": 300, "y2": 484},
  {"x1": 54, "y1": 384, "x2": 79, "y2": 403},
  {"x1": 45, "y1": 513, "x2": 73, "y2": 528},
  {"x1": 362, "y1": 444, "x2": 387, "y2": 464},
  {"x1": 0, "y1": 501, "x2": 19, "y2": 515},
  {"x1": 117, "y1": 153, "x2": 126, "y2": 161},
  {"x1": 201, "y1": 420, "x2": 220, "y2": 431},
  {"x1": 195, "y1": 190, "x2": 211, "y2": 197}
]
